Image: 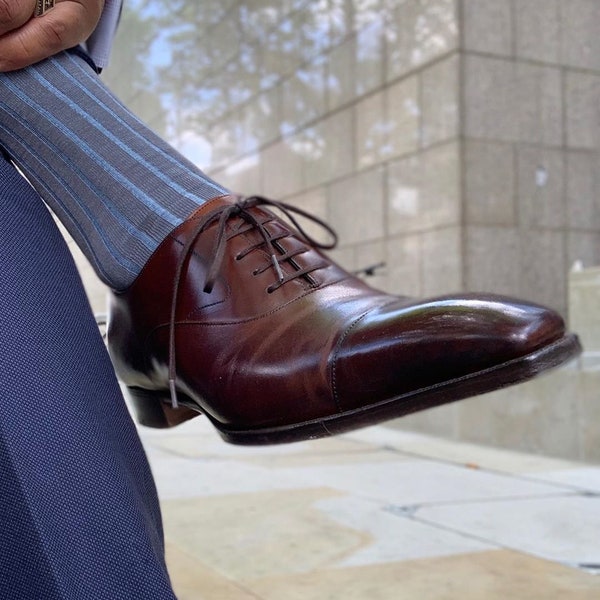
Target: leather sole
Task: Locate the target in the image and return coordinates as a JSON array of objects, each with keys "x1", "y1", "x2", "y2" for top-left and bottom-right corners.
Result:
[{"x1": 127, "y1": 333, "x2": 582, "y2": 445}]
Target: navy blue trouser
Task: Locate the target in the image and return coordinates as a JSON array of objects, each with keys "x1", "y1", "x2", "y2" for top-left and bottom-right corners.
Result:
[{"x1": 0, "y1": 155, "x2": 177, "y2": 599}]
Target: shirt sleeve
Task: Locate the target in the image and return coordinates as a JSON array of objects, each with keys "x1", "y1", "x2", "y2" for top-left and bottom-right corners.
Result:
[{"x1": 84, "y1": 0, "x2": 123, "y2": 69}]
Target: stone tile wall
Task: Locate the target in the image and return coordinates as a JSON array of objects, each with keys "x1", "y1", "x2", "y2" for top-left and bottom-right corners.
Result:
[
  {"x1": 461, "y1": 0, "x2": 600, "y2": 316},
  {"x1": 395, "y1": 0, "x2": 600, "y2": 461}
]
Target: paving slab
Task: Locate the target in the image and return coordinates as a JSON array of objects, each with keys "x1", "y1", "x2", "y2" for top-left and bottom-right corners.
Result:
[
  {"x1": 139, "y1": 422, "x2": 600, "y2": 598},
  {"x1": 345, "y1": 426, "x2": 583, "y2": 473},
  {"x1": 418, "y1": 494, "x2": 600, "y2": 566},
  {"x1": 525, "y1": 467, "x2": 600, "y2": 493},
  {"x1": 245, "y1": 550, "x2": 600, "y2": 600}
]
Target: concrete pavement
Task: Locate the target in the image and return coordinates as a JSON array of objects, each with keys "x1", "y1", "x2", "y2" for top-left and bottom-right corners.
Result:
[{"x1": 137, "y1": 417, "x2": 600, "y2": 599}]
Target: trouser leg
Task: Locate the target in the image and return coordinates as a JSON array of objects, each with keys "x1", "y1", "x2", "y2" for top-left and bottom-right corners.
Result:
[{"x1": 0, "y1": 156, "x2": 176, "y2": 600}]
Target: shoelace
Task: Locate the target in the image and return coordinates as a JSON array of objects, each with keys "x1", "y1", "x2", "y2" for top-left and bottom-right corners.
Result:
[{"x1": 168, "y1": 195, "x2": 338, "y2": 409}]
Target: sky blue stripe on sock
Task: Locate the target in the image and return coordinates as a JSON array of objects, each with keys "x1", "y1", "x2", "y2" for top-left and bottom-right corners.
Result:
[
  {"x1": 0, "y1": 133, "x2": 141, "y2": 277},
  {"x1": 0, "y1": 95, "x2": 157, "y2": 252},
  {"x1": 62, "y1": 54, "x2": 226, "y2": 196},
  {"x1": 0, "y1": 117, "x2": 146, "y2": 276},
  {"x1": 32, "y1": 67, "x2": 219, "y2": 207},
  {"x1": 2, "y1": 77, "x2": 182, "y2": 227}
]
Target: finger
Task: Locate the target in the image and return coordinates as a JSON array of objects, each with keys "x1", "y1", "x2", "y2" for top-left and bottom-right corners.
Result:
[
  {"x1": 0, "y1": 0, "x2": 104, "y2": 72},
  {"x1": 0, "y1": 0, "x2": 36, "y2": 37}
]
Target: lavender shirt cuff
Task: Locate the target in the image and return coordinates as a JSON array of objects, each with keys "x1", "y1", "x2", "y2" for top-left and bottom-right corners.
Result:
[{"x1": 84, "y1": 0, "x2": 123, "y2": 69}]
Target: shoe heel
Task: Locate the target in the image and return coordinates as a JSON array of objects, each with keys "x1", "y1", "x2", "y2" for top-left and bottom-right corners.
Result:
[{"x1": 127, "y1": 387, "x2": 199, "y2": 429}]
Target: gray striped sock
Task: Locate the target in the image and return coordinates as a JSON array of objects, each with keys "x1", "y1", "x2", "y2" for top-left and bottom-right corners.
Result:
[{"x1": 0, "y1": 51, "x2": 227, "y2": 290}]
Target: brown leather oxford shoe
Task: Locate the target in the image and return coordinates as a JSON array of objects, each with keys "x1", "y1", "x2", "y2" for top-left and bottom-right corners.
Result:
[{"x1": 108, "y1": 195, "x2": 581, "y2": 445}]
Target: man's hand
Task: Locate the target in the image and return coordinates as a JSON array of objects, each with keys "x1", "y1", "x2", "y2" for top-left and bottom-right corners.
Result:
[{"x1": 0, "y1": 0, "x2": 104, "y2": 72}]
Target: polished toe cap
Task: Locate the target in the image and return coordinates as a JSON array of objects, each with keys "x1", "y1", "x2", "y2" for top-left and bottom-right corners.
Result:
[{"x1": 332, "y1": 294, "x2": 566, "y2": 411}]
